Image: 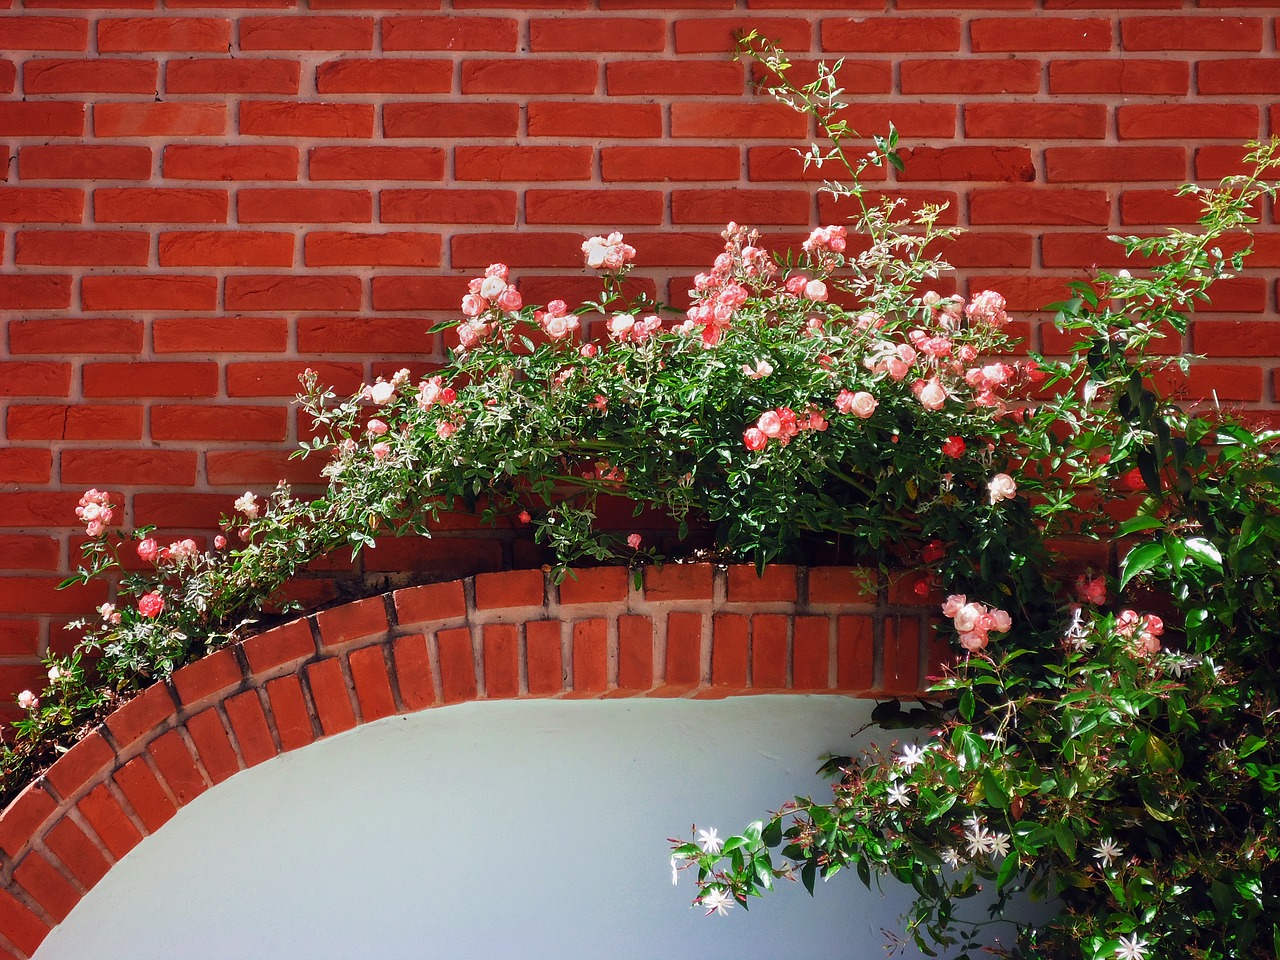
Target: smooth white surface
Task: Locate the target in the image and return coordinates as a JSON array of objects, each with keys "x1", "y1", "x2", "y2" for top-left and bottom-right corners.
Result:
[{"x1": 34, "y1": 697, "x2": 938, "y2": 959}]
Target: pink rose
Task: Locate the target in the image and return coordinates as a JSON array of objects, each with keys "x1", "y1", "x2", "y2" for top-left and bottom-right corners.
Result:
[
  {"x1": 368, "y1": 381, "x2": 395, "y2": 405},
  {"x1": 914, "y1": 378, "x2": 947, "y2": 411},
  {"x1": 17, "y1": 690, "x2": 37, "y2": 710},
  {"x1": 953, "y1": 602, "x2": 984, "y2": 634},
  {"x1": 987, "y1": 473, "x2": 1017, "y2": 504},
  {"x1": 137, "y1": 538, "x2": 159, "y2": 563},
  {"x1": 138, "y1": 592, "x2": 164, "y2": 618},
  {"x1": 214, "y1": 535, "x2": 227, "y2": 550},
  {"x1": 461, "y1": 294, "x2": 486, "y2": 317},
  {"x1": 848, "y1": 391, "x2": 877, "y2": 418},
  {"x1": 479, "y1": 274, "x2": 507, "y2": 299},
  {"x1": 372, "y1": 442, "x2": 391, "y2": 460},
  {"x1": 367, "y1": 418, "x2": 389, "y2": 437},
  {"x1": 942, "y1": 436, "x2": 966, "y2": 458},
  {"x1": 497, "y1": 286, "x2": 523, "y2": 312},
  {"x1": 627, "y1": 533, "x2": 642, "y2": 550},
  {"x1": 756, "y1": 410, "x2": 783, "y2": 438},
  {"x1": 743, "y1": 427, "x2": 767, "y2": 451},
  {"x1": 1075, "y1": 575, "x2": 1107, "y2": 606}
]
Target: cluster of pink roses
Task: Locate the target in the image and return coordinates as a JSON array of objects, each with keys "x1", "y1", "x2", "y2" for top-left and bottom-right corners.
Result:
[
  {"x1": 582, "y1": 232, "x2": 636, "y2": 271},
  {"x1": 75, "y1": 488, "x2": 114, "y2": 537},
  {"x1": 834, "y1": 389, "x2": 878, "y2": 418},
  {"x1": 682, "y1": 223, "x2": 772, "y2": 347},
  {"x1": 536, "y1": 300, "x2": 580, "y2": 340},
  {"x1": 609, "y1": 312, "x2": 663, "y2": 344},
  {"x1": 743, "y1": 405, "x2": 829, "y2": 451},
  {"x1": 457, "y1": 264, "x2": 523, "y2": 350},
  {"x1": 942, "y1": 594, "x2": 1013, "y2": 652},
  {"x1": 1116, "y1": 609, "x2": 1164, "y2": 656}
]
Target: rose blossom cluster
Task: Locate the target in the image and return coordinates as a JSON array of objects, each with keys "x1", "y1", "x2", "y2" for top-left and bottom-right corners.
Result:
[
  {"x1": 75, "y1": 489, "x2": 114, "y2": 537},
  {"x1": 835, "y1": 389, "x2": 878, "y2": 418},
  {"x1": 942, "y1": 595, "x2": 1013, "y2": 652},
  {"x1": 1116, "y1": 609, "x2": 1164, "y2": 656},
  {"x1": 681, "y1": 224, "x2": 774, "y2": 347},
  {"x1": 457, "y1": 263, "x2": 520, "y2": 350},
  {"x1": 363, "y1": 368, "x2": 411, "y2": 406},
  {"x1": 608, "y1": 313, "x2": 663, "y2": 344},
  {"x1": 536, "y1": 300, "x2": 580, "y2": 340},
  {"x1": 416, "y1": 375, "x2": 457, "y2": 412},
  {"x1": 582, "y1": 232, "x2": 636, "y2": 271},
  {"x1": 802, "y1": 225, "x2": 847, "y2": 268},
  {"x1": 743, "y1": 405, "x2": 829, "y2": 451}
]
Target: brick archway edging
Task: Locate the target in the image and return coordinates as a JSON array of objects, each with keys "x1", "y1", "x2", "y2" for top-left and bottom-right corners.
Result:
[{"x1": 0, "y1": 563, "x2": 944, "y2": 959}]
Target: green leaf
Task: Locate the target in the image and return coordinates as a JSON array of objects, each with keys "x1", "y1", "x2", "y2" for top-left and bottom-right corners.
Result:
[
  {"x1": 1183, "y1": 536, "x2": 1223, "y2": 571},
  {"x1": 1116, "y1": 515, "x2": 1162, "y2": 536},
  {"x1": 1120, "y1": 541, "x2": 1166, "y2": 588}
]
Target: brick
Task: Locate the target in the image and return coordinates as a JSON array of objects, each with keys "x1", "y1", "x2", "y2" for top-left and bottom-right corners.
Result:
[
  {"x1": 159, "y1": 230, "x2": 293, "y2": 267},
  {"x1": 316, "y1": 596, "x2": 388, "y2": 649},
  {"x1": 473, "y1": 569, "x2": 543, "y2": 609},
  {"x1": 751, "y1": 614, "x2": 789, "y2": 690},
  {"x1": 966, "y1": 102, "x2": 1106, "y2": 139},
  {"x1": 240, "y1": 101, "x2": 374, "y2": 138},
  {"x1": 0, "y1": 887, "x2": 50, "y2": 956},
  {"x1": 238, "y1": 188, "x2": 371, "y2": 223},
  {"x1": 971, "y1": 16, "x2": 1109, "y2": 50},
  {"x1": 77, "y1": 784, "x2": 142, "y2": 861},
  {"x1": 306, "y1": 658, "x2": 357, "y2": 735},
  {"x1": 616, "y1": 615, "x2": 652, "y2": 692},
  {"x1": 602, "y1": 146, "x2": 739, "y2": 182},
  {"x1": 570, "y1": 618, "x2": 607, "y2": 695},
  {"x1": 969, "y1": 187, "x2": 1110, "y2": 225},
  {"x1": 184, "y1": 709, "x2": 240, "y2": 784},
  {"x1": 166, "y1": 58, "x2": 299, "y2": 94},
  {"x1": 726, "y1": 565, "x2": 797, "y2": 602},
  {"x1": 383, "y1": 101, "x2": 519, "y2": 138},
  {"x1": 227, "y1": 360, "x2": 362, "y2": 397},
  {"x1": 223, "y1": 691, "x2": 278, "y2": 767},
  {"x1": 1117, "y1": 105, "x2": 1258, "y2": 141},
  {"x1": 822, "y1": 16, "x2": 956, "y2": 50},
  {"x1": 710, "y1": 613, "x2": 748, "y2": 688},
  {"x1": 883, "y1": 616, "x2": 921, "y2": 694},
  {"x1": 14, "y1": 849, "x2": 79, "y2": 923},
  {"x1": 672, "y1": 188, "x2": 810, "y2": 226},
  {"x1": 0, "y1": 16, "x2": 88, "y2": 50},
  {"x1": 317, "y1": 57, "x2": 451, "y2": 92},
  {"x1": 670, "y1": 102, "x2": 805, "y2": 139},
  {"x1": 391, "y1": 634, "x2": 435, "y2": 710},
  {"x1": 1192, "y1": 320, "x2": 1280, "y2": 357},
  {"x1": 456, "y1": 146, "x2": 591, "y2": 182},
  {"x1": 897, "y1": 146, "x2": 1035, "y2": 182},
  {"x1": 153, "y1": 404, "x2": 287, "y2": 441},
  {"x1": 810, "y1": 567, "x2": 877, "y2": 604},
  {"x1": 461, "y1": 58, "x2": 597, "y2": 94},
  {"x1": 664, "y1": 611, "x2": 702, "y2": 690},
  {"x1": 0, "y1": 363, "x2": 71, "y2": 398},
  {"x1": 94, "y1": 187, "x2": 228, "y2": 223},
  {"x1": 1048, "y1": 59, "x2": 1188, "y2": 95},
  {"x1": 7, "y1": 404, "x2": 141, "y2": 441},
  {"x1": 382, "y1": 16, "x2": 518, "y2": 51},
  {"x1": 1122, "y1": 15, "x2": 1261, "y2": 50},
  {"x1": 522, "y1": 620, "x2": 560, "y2": 696},
  {"x1": 0, "y1": 783, "x2": 57, "y2": 858},
  {"x1": 349, "y1": 645, "x2": 397, "y2": 720},
  {"x1": 24, "y1": 57, "x2": 157, "y2": 93},
  {"x1": 527, "y1": 101, "x2": 661, "y2": 138},
  {"x1": 0, "y1": 102, "x2": 84, "y2": 136},
  {"x1": 309, "y1": 146, "x2": 444, "y2": 181},
  {"x1": 225, "y1": 275, "x2": 362, "y2": 311},
  {"x1": 94, "y1": 102, "x2": 224, "y2": 137},
  {"x1": 531, "y1": 17, "x2": 663, "y2": 51},
  {"x1": 0, "y1": 188, "x2": 83, "y2": 223},
  {"x1": 613, "y1": 59, "x2": 745, "y2": 95},
  {"x1": 676, "y1": 16, "x2": 810, "y2": 52},
  {"x1": 97, "y1": 17, "x2": 231, "y2": 52},
  {"x1": 81, "y1": 277, "x2": 217, "y2": 312},
  {"x1": 16, "y1": 230, "x2": 149, "y2": 266},
  {"x1": 1121, "y1": 188, "x2": 1219, "y2": 225},
  {"x1": 240, "y1": 15, "x2": 373, "y2": 49},
  {"x1": 835, "y1": 614, "x2": 874, "y2": 690},
  {"x1": 104, "y1": 682, "x2": 176, "y2": 750},
  {"x1": 901, "y1": 58, "x2": 1038, "y2": 94},
  {"x1": 265, "y1": 675, "x2": 315, "y2": 752},
  {"x1": 0, "y1": 533, "x2": 58, "y2": 570},
  {"x1": 1199, "y1": 60, "x2": 1280, "y2": 95},
  {"x1": 393, "y1": 580, "x2": 467, "y2": 625},
  {"x1": 242, "y1": 619, "x2": 315, "y2": 675},
  {"x1": 164, "y1": 144, "x2": 298, "y2": 180},
  {"x1": 792, "y1": 616, "x2": 830, "y2": 691},
  {"x1": 45, "y1": 731, "x2": 114, "y2": 800},
  {"x1": 0, "y1": 275, "x2": 72, "y2": 310},
  {"x1": 479, "y1": 624, "x2": 519, "y2": 699},
  {"x1": 113, "y1": 757, "x2": 176, "y2": 834},
  {"x1": 44, "y1": 817, "x2": 109, "y2": 890},
  {"x1": 523, "y1": 188, "x2": 661, "y2": 225},
  {"x1": 153, "y1": 316, "x2": 287, "y2": 353},
  {"x1": 437, "y1": 627, "x2": 478, "y2": 703},
  {"x1": 305, "y1": 231, "x2": 441, "y2": 267},
  {"x1": 1045, "y1": 146, "x2": 1185, "y2": 182},
  {"x1": 557, "y1": 566, "x2": 628, "y2": 604},
  {"x1": 645, "y1": 562, "x2": 714, "y2": 601},
  {"x1": 148, "y1": 730, "x2": 209, "y2": 807},
  {"x1": 171, "y1": 648, "x2": 242, "y2": 708}
]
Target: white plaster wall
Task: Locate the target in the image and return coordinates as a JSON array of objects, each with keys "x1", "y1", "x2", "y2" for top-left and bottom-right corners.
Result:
[{"x1": 34, "y1": 696, "x2": 942, "y2": 960}]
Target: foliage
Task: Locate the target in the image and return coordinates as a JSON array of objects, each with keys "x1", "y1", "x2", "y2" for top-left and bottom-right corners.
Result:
[{"x1": 670, "y1": 39, "x2": 1280, "y2": 960}]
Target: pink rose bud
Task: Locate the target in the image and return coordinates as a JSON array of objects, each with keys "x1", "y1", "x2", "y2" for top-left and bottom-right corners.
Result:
[
  {"x1": 367, "y1": 418, "x2": 389, "y2": 436},
  {"x1": 214, "y1": 535, "x2": 227, "y2": 550},
  {"x1": 627, "y1": 533, "x2": 642, "y2": 550}
]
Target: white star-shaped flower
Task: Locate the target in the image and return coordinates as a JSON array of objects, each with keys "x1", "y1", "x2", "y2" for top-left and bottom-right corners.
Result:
[
  {"x1": 984, "y1": 831, "x2": 1011, "y2": 858},
  {"x1": 898, "y1": 743, "x2": 927, "y2": 772},
  {"x1": 941, "y1": 847, "x2": 961, "y2": 869},
  {"x1": 698, "y1": 828, "x2": 723, "y2": 854},
  {"x1": 701, "y1": 888, "x2": 735, "y2": 917},
  {"x1": 963, "y1": 820, "x2": 989, "y2": 858},
  {"x1": 1115, "y1": 933, "x2": 1149, "y2": 960},
  {"x1": 886, "y1": 782, "x2": 911, "y2": 807},
  {"x1": 1093, "y1": 838, "x2": 1124, "y2": 868}
]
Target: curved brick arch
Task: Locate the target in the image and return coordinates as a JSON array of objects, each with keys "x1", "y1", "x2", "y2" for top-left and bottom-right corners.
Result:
[{"x1": 0, "y1": 564, "x2": 940, "y2": 960}]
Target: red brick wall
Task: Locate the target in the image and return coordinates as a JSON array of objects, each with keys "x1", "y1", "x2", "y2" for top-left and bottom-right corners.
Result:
[{"x1": 1, "y1": 1, "x2": 1278, "y2": 712}]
